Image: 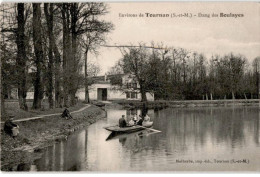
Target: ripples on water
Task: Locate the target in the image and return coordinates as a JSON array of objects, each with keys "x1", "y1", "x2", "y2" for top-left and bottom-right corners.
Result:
[{"x1": 17, "y1": 106, "x2": 260, "y2": 171}]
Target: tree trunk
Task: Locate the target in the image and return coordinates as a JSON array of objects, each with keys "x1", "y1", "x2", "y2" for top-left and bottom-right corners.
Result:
[
  {"x1": 44, "y1": 3, "x2": 54, "y2": 109},
  {"x1": 210, "y1": 93, "x2": 213, "y2": 100},
  {"x1": 62, "y1": 3, "x2": 70, "y2": 107},
  {"x1": 32, "y1": 3, "x2": 44, "y2": 109},
  {"x1": 232, "y1": 91, "x2": 235, "y2": 100},
  {"x1": 244, "y1": 93, "x2": 247, "y2": 99},
  {"x1": 69, "y1": 3, "x2": 78, "y2": 106},
  {"x1": 85, "y1": 50, "x2": 90, "y2": 103},
  {"x1": 53, "y1": 43, "x2": 62, "y2": 107},
  {"x1": 16, "y1": 3, "x2": 28, "y2": 111},
  {"x1": 139, "y1": 81, "x2": 147, "y2": 102},
  {"x1": 0, "y1": 48, "x2": 5, "y2": 119},
  {"x1": 255, "y1": 60, "x2": 260, "y2": 99},
  {"x1": 49, "y1": 7, "x2": 62, "y2": 108}
]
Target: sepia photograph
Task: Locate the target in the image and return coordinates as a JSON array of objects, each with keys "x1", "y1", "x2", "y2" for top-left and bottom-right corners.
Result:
[{"x1": 0, "y1": 1, "x2": 260, "y2": 172}]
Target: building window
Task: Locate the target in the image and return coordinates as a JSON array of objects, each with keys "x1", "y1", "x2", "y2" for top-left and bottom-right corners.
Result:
[
  {"x1": 131, "y1": 92, "x2": 137, "y2": 99},
  {"x1": 126, "y1": 91, "x2": 137, "y2": 99},
  {"x1": 126, "y1": 82, "x2": 137, "y2": 89},
  {"x1": 133, "y1": 83, "x2": 137, "y2": 89},
  {"x1": 127, "y1": 109, "x2": 137, "y2": 116},
  {"x1": 126, "y1": 92, "x2": 130, "y2": 98}
]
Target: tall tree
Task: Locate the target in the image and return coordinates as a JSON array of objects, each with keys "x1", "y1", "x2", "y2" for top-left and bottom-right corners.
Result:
[
  {"x1": 44, "y1": 3, "x2": 54, "y2": 109},
  {"x1": 253, "y1": 57, "x2": 260, "y2": 98},
  {"x1": 0, "y1": 45, "x2": 4, "y2": 118},
  {"x1": 69, "y1": 3, "x2": 78, "y2": 106},
  {"x1": 48, "y1": 4, "x2": 63, "y2": 108},
  {"x1": 227, "y1": 53, "x2": 246, "y2": 99},
  {"x1": 81, "y1": 19, "x2": 113, "y2": 103},
  {"x1": 32, "y1": 3, "x2": 44, "y2": 109},
  {"x1": 60, "y1": 2, "x2": 113, "y2": 105},
  {"x1": 16, "y1": 3, "x2": 28, "y2": 110},
  {"x1": 120, "y1": 46, "x2": 150, "y2": 102}
]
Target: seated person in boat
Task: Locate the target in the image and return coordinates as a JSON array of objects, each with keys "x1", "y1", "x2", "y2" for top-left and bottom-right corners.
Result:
[
  {"x1": 133, "y1": 114, "x2": 138, "y2": 124},
  {"x1": 128, "y1": 118, "x2": 135, "y2": 126},
  {"x1": 4, "y1": 117, "x2": 19, "y2": 138},
  {"x1": 137, "y1": 115, "x2": 144, "y2": 126},
  {"x1": 61, "y1": 107, "x2": 73, "y2": 119},
  {"x1": 119, "y1": 115, "x2": 127, "y2": 128},
  {"x1": 144, "y1": 114, "x2": 151, "y2": 122}
]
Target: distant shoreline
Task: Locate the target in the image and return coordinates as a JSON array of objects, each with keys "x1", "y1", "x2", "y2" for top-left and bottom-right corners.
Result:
[{"x1": 111, "y1": 99, "x2": 260, "y2": 109}]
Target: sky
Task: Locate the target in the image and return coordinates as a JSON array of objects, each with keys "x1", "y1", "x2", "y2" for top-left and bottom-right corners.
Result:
[{"x1": 90, "y1": 2, "x2": 260, "y2": 75}]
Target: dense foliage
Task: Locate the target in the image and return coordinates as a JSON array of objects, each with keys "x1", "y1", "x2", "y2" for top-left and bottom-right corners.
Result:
[{"x1": 114, "y1": 44, "x2": 260, "y2": 101}]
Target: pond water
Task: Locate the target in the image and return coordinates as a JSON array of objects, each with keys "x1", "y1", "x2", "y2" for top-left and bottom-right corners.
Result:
[{"x1": 27, "y1": 106, "x2": 260, "y2": 171}]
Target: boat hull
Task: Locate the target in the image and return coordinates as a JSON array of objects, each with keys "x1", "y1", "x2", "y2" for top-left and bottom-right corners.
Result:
[{"x1": 104, "y1": 122, "x2": 153, "y2": 133}]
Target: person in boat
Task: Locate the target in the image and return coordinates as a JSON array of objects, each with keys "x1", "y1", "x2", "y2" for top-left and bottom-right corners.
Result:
[
  {"x1": 4, "y1": 116, "x2": 19, "y2": 138},
  {"x1": 133, "y1": 114, "x2": 138, "y2": 124},
  {"x1": 128, "y1": 118, "x2": 135, "y2": 126},
  {"x1": 137, "y1": 115, "x2": 144, "y2": 126},
  {"x1": 119, "y1": 115, "x2": 127, "y2": 128},
  {"x1": 61, "y1": 107, "x2": 73, "y2": 119},
  {"x1": 128, "y1": 117, "x2": 137, "y2": 126},
  {"x1": 144, "y1": 114, "x2": 151, "y2": 122}
]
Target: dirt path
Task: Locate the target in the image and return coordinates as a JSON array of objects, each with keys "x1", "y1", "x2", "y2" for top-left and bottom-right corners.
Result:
[{"x1": 1, "y1": 104, "x2": 91, "y2": 123}]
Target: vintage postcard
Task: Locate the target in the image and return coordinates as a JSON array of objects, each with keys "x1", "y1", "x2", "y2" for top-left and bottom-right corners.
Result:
[{"x1": 0, "y1": 1, "x2": 259, "y2": 172}]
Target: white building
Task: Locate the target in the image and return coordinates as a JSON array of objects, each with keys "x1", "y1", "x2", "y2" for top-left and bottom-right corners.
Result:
[{"x1": 76, "y1": 74, "x2": 154, "y2": 101}]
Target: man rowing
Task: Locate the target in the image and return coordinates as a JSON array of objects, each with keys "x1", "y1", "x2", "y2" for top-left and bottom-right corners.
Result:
[{"x1": 119, "y1": 115, "x2": 127, "y2": 128}]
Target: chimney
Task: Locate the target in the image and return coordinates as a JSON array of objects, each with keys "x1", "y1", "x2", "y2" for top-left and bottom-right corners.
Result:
[{"x1": 104, "y1": 74, "x2": 107, "y2": 81}]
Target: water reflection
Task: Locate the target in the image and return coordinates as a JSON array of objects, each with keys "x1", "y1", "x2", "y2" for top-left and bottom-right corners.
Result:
[
  {"x1": 31, "y1": 129, "x2": 88, "y2": 171},
  {"x1": 30, "y1": 106, "x2": 260, "y2": 171}
]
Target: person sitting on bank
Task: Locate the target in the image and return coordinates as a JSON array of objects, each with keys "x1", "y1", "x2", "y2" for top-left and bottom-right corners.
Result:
[
  {"x1": 4, "y1": 116, "x2": 19, "y2": 138},
  {"x1": 119, "y1": 115, "x2": 127, "y2": 128},
  {"x1": 61, "y1": 107, "x2": 73, "y2": 119}
]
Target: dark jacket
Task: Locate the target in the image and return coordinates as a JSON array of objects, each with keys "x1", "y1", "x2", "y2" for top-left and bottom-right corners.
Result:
[
  {"x1": 61, "y1": 108, "x2": 72, "y2": 119},
  {"x1": 119, "y1": 117, "x2": 127, "y2": 128},
  {"x1": 4, "y1": 120, "x2": 18, "y2": 135},
  {"x1": 137, "y1": 118, "x2": 143, "y2": 126}
]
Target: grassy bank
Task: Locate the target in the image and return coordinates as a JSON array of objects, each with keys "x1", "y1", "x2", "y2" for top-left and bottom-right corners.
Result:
[
  {"x1": 113, "y1": 99, "x2": 260, "y2": 109},
  {"x1": 1, "y1": 104, "x2": 106, "y2": 171},
  {"x1": 3, "y1": 100, "x2": 86, "y2": 121}
]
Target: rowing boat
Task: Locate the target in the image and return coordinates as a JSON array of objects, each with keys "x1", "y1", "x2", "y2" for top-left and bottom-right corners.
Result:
[
  {"x1": 106, "y1": 129, "x2": 148, "y2": 141},
  {"x1": 104, "y1": 121, "x2": 153, "y2": 133}
]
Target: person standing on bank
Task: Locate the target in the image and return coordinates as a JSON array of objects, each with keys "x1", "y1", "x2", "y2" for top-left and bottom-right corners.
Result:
[{"x1": 119, "y1": 115, "x2": 127, "y2": 128}]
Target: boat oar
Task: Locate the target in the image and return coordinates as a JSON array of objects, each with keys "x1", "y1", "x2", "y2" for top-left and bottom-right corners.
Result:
[{"x1": 136, "y1": 125, "x2": 161, "y2": 133}]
